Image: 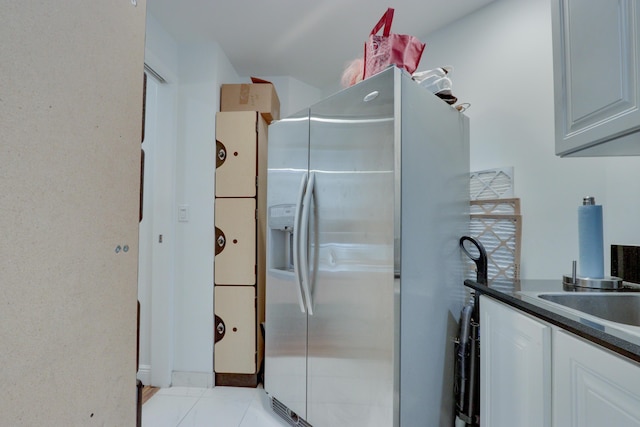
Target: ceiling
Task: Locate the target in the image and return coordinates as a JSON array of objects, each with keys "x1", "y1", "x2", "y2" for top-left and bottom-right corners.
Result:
[{"x1": 147, "y1": 0, "x2": 496, "y2": 89}]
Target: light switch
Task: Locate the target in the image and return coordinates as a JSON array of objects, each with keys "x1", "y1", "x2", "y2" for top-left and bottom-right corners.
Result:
[{"x1": 178, "y1": 204, "x2": 189, "y2": 222}]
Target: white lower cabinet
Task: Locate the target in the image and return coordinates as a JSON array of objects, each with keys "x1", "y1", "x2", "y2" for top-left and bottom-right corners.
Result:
[
  {"x1": 480, "y1": 296, "x2": 552, "y2": 427},
  {"x1": 481, "y1": 295, "x2": 640, "y2": 427},
  {"x1": 553, "y1": 330, "x2": 640, "y2": 426}
]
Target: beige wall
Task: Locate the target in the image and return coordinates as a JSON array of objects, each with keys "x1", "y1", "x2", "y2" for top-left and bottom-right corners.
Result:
[{"x1": 0, "y1": 1, "x2": 146, "y2": 424}]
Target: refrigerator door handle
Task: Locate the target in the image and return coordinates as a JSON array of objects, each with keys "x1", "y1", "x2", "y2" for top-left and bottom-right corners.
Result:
[
  {"x1": 300, "y1": 171, "x2": 315, "y2": 315},
  {"x1": 292, "y1": 173, "x2": 308, "y2": 313}
]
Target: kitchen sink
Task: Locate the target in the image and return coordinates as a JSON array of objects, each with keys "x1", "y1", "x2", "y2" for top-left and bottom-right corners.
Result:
[{"x1": 538, "y1": 293, "x2": 640, "y2": 327}]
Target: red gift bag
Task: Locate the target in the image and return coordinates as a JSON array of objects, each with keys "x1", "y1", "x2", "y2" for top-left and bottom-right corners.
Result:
[{"x1": 363, "y1": 8, "x2": 426, "y2": 79}]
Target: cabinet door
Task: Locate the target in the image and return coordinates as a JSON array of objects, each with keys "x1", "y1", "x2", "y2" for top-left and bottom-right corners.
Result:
[
  {"x1": 214, "y1": 198, "x2": 256, "y2": 285},
  {"x1": 480, "y1": 296, "x2": 551, "y2": 427},
  {"x1": 2, "y1": 3, "x2": 145, "y2": 426},
  {"x1": 552, "y1": 0, "x2": 640, "y2": 156},
  {"x1": 553, "y1": 330, "x2": 640, "y2": 426},
  {"x1": 215, "y1": 111, "x2": 257, "y2": 197},
  {"x1": 214, "y1": 286, "x2": 256, "y2": 374}
]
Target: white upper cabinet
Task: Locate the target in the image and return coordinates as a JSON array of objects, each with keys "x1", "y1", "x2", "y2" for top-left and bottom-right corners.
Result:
[{"x1": 552, "y1": 0, "x2": 640, "y2": 156}]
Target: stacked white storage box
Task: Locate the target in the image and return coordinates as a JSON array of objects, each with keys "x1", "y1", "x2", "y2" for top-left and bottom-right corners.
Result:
[{"x1": 213, "y1": 82, "x2": 279, "y2": 387}]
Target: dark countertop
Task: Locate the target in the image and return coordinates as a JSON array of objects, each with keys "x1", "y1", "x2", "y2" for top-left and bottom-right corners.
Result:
[{"x1": 465, "y1": 279, "x2": 640, "y2": 363}]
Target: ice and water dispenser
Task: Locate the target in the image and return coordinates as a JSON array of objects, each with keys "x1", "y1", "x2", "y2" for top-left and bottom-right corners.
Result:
[{"x1": 268, "y1": 204, "x2": 296, "y2": 272}]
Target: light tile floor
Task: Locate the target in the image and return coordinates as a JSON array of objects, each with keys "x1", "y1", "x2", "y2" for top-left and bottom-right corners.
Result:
[{"x1": 142, "y1": 385, "x2": 289, "y2": 427}]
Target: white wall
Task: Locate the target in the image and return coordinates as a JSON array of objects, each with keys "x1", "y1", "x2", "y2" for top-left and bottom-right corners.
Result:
[
  {"x1": 171, "y1": 42, "x2": 238, "y2": 386},
  {"x1": 145, "y1": 14, "x2": 179, "y2": 83},
  {"x1": 141, "y1": 0, "x2": 640, "y2": 382},
  {"x1": 262, "y1": 76, "x2": 323, "y2": 118},
  {"x1": 423, "y1": 0, "x2": 640, "y2": 279},
  {"x1": 144, "y1": 13, "x2": 323, "y2": 385},
  {"x1": 171, "y1": 45, "x2": 323, "y2": 386},
  {"x1": 142, "y1": 13, "x2": 179, "y2": 388}
]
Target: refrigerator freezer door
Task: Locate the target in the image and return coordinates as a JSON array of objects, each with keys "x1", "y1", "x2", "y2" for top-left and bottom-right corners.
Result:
[
  {"x1": 306, "y1": 69, "x2": 397, "y2": 426},
  {"x1": 265, "y1": 109, "x2": 310, "y2": 419}
]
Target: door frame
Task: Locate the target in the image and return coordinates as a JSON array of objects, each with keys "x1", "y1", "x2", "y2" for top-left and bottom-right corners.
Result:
[{"x1": 138, "y1": 67, "x2": 177, "y2": 388}]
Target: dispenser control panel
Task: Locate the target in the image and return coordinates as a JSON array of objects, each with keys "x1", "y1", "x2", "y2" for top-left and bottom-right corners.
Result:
[{"x1": 268, "y1": 204, "x2": 295, "y2": 231}]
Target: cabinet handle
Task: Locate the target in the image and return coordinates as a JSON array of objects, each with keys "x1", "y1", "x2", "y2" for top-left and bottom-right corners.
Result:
[
  {"x1": 214, "y1": 315, "x2": 225, "y2": 343},
  {"x1": 215, "y1": 227, "x2": 226, "y2": 255},
  {"x1": 140, "y1": 149, "x2": 144, "y2": 223},
  {"x1": 300, "y1": 172, "x2": 315, "y2": 315},
  {"x1": 216, "y1": 140, "x2": 227, "y2": 168},
  {"x1": 293, "y1": 174, "x2": 308, "y2": 314},
  {"x1": 141, "y1": 72, "x2": 146, "y2": 143}
]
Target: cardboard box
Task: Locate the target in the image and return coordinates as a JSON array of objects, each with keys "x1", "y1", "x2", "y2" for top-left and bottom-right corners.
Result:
[{"x1": 220, "y1": 77, "x2": 280, "y2": 123}]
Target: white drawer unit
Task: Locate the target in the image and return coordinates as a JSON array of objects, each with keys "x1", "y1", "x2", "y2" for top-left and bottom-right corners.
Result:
[
  {"x1": 214, "y1": 286, "x2": 257, "y2": 374},
  {"x1": 214, "y1": 106, "x2": 270, "y2": 387},
  {"x1": 215, "y1": 111, "x2": 261, "y2": 197},
  {"x1": 214, "y1": 197, "x2": 256, "y2": 286}
]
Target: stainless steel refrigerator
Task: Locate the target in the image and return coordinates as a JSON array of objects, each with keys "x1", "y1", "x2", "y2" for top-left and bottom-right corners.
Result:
[{"x1": 265, "y1": 67, "x2": 470, "y2": 427}]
